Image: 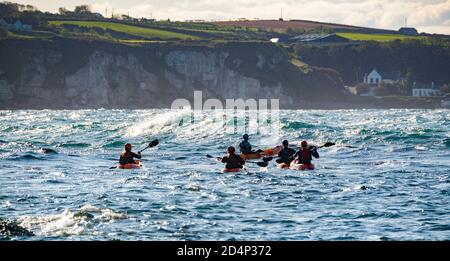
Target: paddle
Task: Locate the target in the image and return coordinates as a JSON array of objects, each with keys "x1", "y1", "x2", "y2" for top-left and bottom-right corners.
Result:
[
  {"x1": 109, "y1": 139, "x2": 159, "y2": 169},
  {"x1": 206, "y1": 154, "x2": 269, "y2": 168},
  {"x1": 315, "y1": 142, "x2": 335, "y2": 149},
  {"x1": 291, "y1": 141, "x2": 335, "y2": 150},
  {"x1": 138, "y1": 139, "x2": 159, "y2": 153}
]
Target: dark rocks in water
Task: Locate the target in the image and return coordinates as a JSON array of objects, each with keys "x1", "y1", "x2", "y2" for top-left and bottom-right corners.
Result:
[
  {"x1": 360, "y1": 186, "x2": 368, "y2": 190},
  {"x1": 39, "y1": 148, "x2": 58, "y2": 154},
  {"x1": 0, "y1": 218, "x2": 34, "y2": 237},
  {"x1": 73, "y1": 212, "x2": 94, "y2": 220}
]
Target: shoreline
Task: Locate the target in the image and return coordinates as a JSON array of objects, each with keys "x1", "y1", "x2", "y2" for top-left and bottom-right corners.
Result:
[{"x1": 0, "y1": 97, "x2": 445, "y2": 110}]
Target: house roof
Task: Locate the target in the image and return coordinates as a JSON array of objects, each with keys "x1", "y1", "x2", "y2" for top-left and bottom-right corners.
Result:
[
  {"x1": 399, "y1": 27, "x2": 418, "y2": 35},
  {"x1": 412, "y1": 83, "x2": 440, "y2": 90},
  {"x1": 276, "y1": 33, "x2": 349, "y2": 43},
  {"x1": 379, "y1": 71, "x2": 402, "y2": 80},
  {"x1": 289, "y1": 33, "x2": 349, "y2": 42}
]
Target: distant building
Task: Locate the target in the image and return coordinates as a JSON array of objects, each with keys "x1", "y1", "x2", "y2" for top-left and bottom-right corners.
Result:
[
  {"x1": 399, "y1": 27, "x2": 418, "y2": 36},
  {"x1": 363, "y1": 68, "x2": 403, "y2": 85},
  {"x1": 273, "y1": 34, "x2": 350, "y2": 45},
  {"x1": 140, "y1": 18, "x2": 156, "y2": 23},
  {"x1": 412, "y1": 82, "x2": 441, "y2": 97},
  {"x1": 0, "y1": 19, "x2": 32, "y2": 32},
  {"x1": 364, "y1": 69, "x2": 382, "y2": 85}
]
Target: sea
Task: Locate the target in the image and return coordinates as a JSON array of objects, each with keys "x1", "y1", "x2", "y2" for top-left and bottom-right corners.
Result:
[{"x1": 0, "y1": 109, "x2": 449, "y2": 240}]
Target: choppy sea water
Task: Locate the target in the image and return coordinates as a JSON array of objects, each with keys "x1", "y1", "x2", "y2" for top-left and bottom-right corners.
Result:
[{"x1": 0, "y1": 109, "x2": 449, "y2": 240}]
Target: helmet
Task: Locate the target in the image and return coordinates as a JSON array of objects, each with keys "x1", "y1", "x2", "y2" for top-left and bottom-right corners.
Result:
[
  {"x1": 125, "y1": 143, "x2": 132, "y2": 151},
  {"x1": 243, "y1": 134, "x2": 249, "y2": 140},
  {"x1": 282, "y1": 140, "x2": 289, "y2": 147},
  {"x1": 301, "y1": 141, "x2": 308, "y2": 148},
  {"x1": 227, "y1": 146, "x2": 236, "y2": 154}
]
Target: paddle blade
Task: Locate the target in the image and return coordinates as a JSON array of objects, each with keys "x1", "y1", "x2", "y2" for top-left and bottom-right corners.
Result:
[
  {"x1": 262, "y1": 156, "x2": 274, "y2": 162},
  {"x1": 206, "y1": 154, "x2": 214, "y2": 158},
  {"x1": 257, "y1": 162, "x2": 269, "y2": 167},
  {"x1": 323, "y1": 142, "x2": 335, "y2": 147},
  {"x1": 149, "y1": 139, "x2": 159, "y2": 148}
]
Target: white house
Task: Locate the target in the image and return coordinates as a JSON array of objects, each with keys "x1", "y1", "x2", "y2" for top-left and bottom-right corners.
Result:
[
  {"x1": 412, "y1": 82, "x2": 441, "y2": 97},
  {"x1": 363, "y1": 69, "x2": 382, "y2": 85},
  {"x1": 363, "y1": 68, "x2": 403, "y2": 85},
  {"x1": 1, "y1": 19, "x2": 32, "y2": 32}
]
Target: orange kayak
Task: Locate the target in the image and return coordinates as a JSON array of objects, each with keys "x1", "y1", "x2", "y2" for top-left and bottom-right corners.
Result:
[
  {"x1": 240, "y1": 145, "x2": 283, "y2": 160},
  {"x1": 118, "y1": 160, "x2": 142, "y2": 169}
]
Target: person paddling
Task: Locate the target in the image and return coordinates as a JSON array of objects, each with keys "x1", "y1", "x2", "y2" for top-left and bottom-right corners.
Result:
[
  {"x1": 276, "y1": 140, "x2": 296, "y2": 165},
  {"x1": 239, "y1": 134, "x2": 262, "y2": 155},
  {"x1": 293, "y1": 141, "x2": 319, "y2": 165},
  {"x1": 222, "y1": 146, "x2": 246, "y2": 170},
  {"x1": 119, "y1": 143, "x2": 142, "y2": 165}
]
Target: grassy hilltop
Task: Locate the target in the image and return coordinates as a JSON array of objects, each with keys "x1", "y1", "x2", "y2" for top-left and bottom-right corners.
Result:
[{"x1": 2, "y1": 1, "x2": 446, "y2": 44}]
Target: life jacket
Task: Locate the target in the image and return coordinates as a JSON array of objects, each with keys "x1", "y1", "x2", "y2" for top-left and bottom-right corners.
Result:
[
  {"x1": 279, "y1": 147, "x2": 295, "y2": 160},
  {"x1": 298, "y1": 148, "x2": 312, "y2": 164},
  {"x1": 225, "y1": 154, "x2": 244, "y2": 169},
  {"x1": 120, "y1": 151, "x2": 134, "y2": 165},
  {"x1": 239, "y1": 141, "x2": 252, "y2": 154},
  {"x1": 122, "y1": 151, "x2": 131, "y2": 159}
]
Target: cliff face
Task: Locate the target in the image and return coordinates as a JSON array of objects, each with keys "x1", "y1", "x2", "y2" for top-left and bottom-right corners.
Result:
[
  {"x1": 294, "y1": 41, "x2": 450, "y2": 86},
  {"x1": 0, "y1": 38, "x2": 345, "y2": 109}
]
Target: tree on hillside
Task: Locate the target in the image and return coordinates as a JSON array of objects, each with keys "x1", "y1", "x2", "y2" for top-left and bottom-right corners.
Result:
[
  {"x1": 355, "y1": 83, "x2": 370, "y2": 95},
  {"x1": 74, "y1": 5, "x2": 91, "y2": 15},
  {"x1": 58, "y1": 7, "x2": 69, "y2": 15},
  {"x1": 441, "y1": 84, "x2": 450, "y2": 95},
  {"x1": 372, "y1": 82, "x2": 404, "y2": 96},
  {"x1": 0, "y1": 2, "x2": 20, "y2": 18},
  {"x1": 373, "y1": 83, "x2": 390, "y2": 96},
  {"x1": 0, "y1": 27, "x2": 8, "y2": 38}
]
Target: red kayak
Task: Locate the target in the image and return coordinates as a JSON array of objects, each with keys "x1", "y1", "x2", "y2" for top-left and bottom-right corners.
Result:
[
  {"x1": 290, "y1": 162, "x2": 315, "y2": 170},
  {"x1": 118, "y1": 160, "x2": 142, "y2": 169},
  {"x1": 277, "y1": 163, "x2": 291, "y2": 169},
  {"x1": 222, "y1": 168, "x2": 242, "y2": 173}
]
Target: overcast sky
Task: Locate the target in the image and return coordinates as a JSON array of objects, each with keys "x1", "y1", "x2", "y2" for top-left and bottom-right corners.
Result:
[{"x1": 10, "y1": 0, "x2": 450, "y2": 34}]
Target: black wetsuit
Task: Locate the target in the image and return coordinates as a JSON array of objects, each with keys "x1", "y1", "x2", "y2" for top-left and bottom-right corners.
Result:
[
  {"x1": 119, "y1": 152, "x2": 141, "y2": 165},
  {"x1": 239, "y1": 140, "x2": 253, "y2": 154},
  {"x1": 222, "y1": 154, "x2": 245, "y2": 169},
  {"x1": 276, "y1": 147, "x2": 296, "y2": 164},
  {"x1": 294, "y1": 147, "x2": 319, "y2": 165}
]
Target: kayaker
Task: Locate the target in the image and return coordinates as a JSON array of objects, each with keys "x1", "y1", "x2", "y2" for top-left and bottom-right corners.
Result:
[
  {"x1": 239, "y1": 134, "x2": 262, "y2": 154},
  {"x1": 222, "y1": 146, "x2": 246, "y2": 170},
  {"x1": 276, "y1": 140, "x2": 296, "y2": 165},
  {"x1": 293, "y1": 141, "x2": 319, "y2": 165},
  {"x1": 119, "y1": 143, "x2": 142, "y2": 165}
]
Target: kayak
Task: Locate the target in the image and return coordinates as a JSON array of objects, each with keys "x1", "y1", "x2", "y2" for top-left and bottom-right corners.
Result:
[
  {"x1": 118, "y1": 160, "x2": 142, "y2": 169},
  {"x1": 277, "y1": 163, "x2": 291, "y2": 169},
  {"x1": 222, "y1": 168, "x2": 242, "y2": 173},
  {"x1": 240, "y1": 145, "x2": 283, "y2": 160},
  {"x1": 290, "y1": 163, "x2": 315, "y2": 170}
]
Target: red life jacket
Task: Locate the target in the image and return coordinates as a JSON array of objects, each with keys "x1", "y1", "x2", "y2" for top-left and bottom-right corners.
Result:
[
  {"x1": 122, "y1": 151, "x2": 131, "y2": 159},
  {"x1": 299, "y1": 148, "x2": 312, "y2": 164}
]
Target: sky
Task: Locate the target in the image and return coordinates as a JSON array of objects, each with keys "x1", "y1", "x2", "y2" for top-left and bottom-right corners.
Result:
[{"x1": 10, "y1": 0, "x2": 450, "y2": 34}]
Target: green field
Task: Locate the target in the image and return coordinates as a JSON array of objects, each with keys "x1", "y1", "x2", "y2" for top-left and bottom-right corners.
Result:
[
  {"x1": 49, "y1": 20, "x2": 200, "y2": 40},
  {"x1": 337, "y1": 32, "x2": 424, "y2": 42}
]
